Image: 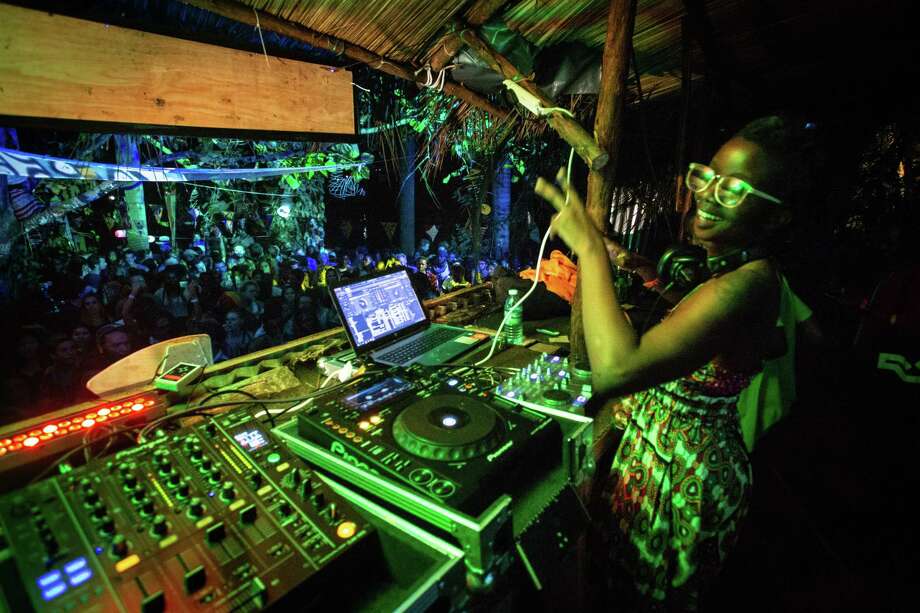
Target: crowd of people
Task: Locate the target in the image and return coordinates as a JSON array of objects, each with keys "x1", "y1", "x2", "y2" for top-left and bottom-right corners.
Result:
[{"x1": 1, "y1": 233, "x2": 516, "y2": 422}]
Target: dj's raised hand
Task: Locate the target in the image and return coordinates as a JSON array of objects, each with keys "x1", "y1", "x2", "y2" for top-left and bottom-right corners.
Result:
[{"x1": 535, "y1": 167, "x2": 603, "y2": 257}]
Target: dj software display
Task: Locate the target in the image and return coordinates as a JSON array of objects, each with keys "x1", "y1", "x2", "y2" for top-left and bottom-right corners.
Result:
[{"x1": 0, "y1": 351, "x2": 594, "y2": 612}]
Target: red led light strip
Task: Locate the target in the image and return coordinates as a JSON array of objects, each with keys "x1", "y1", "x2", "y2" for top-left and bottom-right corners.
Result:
[{"x1": 0, "y1": 398, "x2": 157, "y2": 457}]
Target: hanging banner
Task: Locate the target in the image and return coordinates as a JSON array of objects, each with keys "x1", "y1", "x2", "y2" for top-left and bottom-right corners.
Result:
[
  {"x1": 22, "y1": 181, "x2": 139, "y2": 229},
  {"x1": 0, "y1": 146, "x2": 367, "y2": 183}
]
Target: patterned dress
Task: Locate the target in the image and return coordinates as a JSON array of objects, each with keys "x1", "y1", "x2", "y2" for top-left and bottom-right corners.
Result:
[{"x1": 607, "y1": 360, "x2": 753, "y2": 610}]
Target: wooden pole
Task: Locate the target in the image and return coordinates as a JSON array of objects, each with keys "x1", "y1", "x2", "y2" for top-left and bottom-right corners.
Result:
[
  {"x1": 571, "y1": 0, "x2": 637, "y2": 364},
  {"x1": 459, "y1": 27, "x2": 610, "y2": 171},
  {"x1": 178, "y1": 0, "x2": 508, "y2": 120},
  {"x1": 428, "y1": 0, "x2": 509, "y2": 71}
]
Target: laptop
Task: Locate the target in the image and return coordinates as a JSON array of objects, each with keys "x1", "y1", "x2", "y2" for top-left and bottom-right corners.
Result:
[{"x1": 328, "y1": 268, "x2": 488, "y2": 366}]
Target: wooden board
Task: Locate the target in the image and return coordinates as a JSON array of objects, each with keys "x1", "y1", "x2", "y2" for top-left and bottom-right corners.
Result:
[{"x1": 0, "y1": 4, "x2": 355, "y2": 138}]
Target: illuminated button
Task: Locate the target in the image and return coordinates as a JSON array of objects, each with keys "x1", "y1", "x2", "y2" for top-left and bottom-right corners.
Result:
[
  {"x1": 29, "y1": 430, "x2": 41, "y2": 436},
  {"x1": 13, "y1": 434, "x2": 26, "y2": 442},
  {"x1": 43, "y1": 425, "x2": 58, "y2": 434},
  {"x1": 122, "y1": 401, "x2": 132, "y2": 407},
  {"x1": 345, "y1": 432, "x2": 355, "y2": 439},
  {"x1": 145, "y1": 400, "x2": 155, "y2": 406},
  {"x1": 10, "y1": 443, "x2": 23, "y2": 450},
  {"x1": 86, "y1": 413, "x2": 97, "y2": 420},
  {"x1": 337, "y1": 427, "x2": 348, "y2": 434},
  {"x1": 131, "y1": 403, "x2": 145, "y2": 412},
  {"x1": 68, "y1": 425, "x2": 80, "y2": 432},
  {"x1": 98, "y1": 408, "x2": 111, "y2": 416},
  {"x1": 115, "y1": 554, "x2": 141, "y2": 573},
  {"x1": 39, "y1": 434, "x2": 52, "y2": 441},
  {"x1": 37, "y1": 570, "x2": 63, "y2": 587},
  {"x1": 369, "y1": 415, "x2": 382, "y2": 424},
  {"x1": 81, "y1": 419, "x2": 95, "y2": 429},
  {"x1": 0, "y1": 448, "x2": 6, "y2": 456},
  {"x1": 447, "y1": 378, "x2": 459, "y2": 386},
  {"x1": 266, "y1": 452, "x2": 281, "y2": 464},
  {"x1": 275, "y1": 462, "x2": 290, "y2": 473},
  {"x1": 68, "y1": 569, "x2": 92, "y2": 586},
  {"x1": 0, "y1": 438, "x2": 11, "y2": 445},
  {"x1": 353, "y1": 436, "x2": 363, "y2": 443},
  {"x1": 23, "y1": 436, "x2": 39, "y2": 448},
  {"x1": 357, "y1": 421, "x2": 370, "y2": 431},
  {"x1": 63, "y1": 557, "x2": 87, "y2": 574},
  {"x1": 41, "y1": 582, "x2": 67, "y2": 601},
  {"x1": 96, "y1": 416, "x2": 108, "y2": 422},
  {"x1": 336, "y1": 521, "x2": 357, "y2": 539}
]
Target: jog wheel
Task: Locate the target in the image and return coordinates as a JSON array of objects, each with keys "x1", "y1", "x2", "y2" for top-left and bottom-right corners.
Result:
[
  {"x1": 393, "y1": 394, "x2": 506, "y2": 461},
  {"x1": 541, "y1": 388, "x2": 573, "y2": 408},
  {"x1": 570, "y1": 361, "x2": 592, "y2": 384}
]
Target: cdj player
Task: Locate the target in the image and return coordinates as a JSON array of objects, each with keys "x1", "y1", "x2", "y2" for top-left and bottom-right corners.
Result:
[{"x1": 276, "y1": 364, "x2": 571, "y2": 581}]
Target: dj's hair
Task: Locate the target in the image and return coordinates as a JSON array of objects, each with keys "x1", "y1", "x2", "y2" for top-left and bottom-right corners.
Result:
[{"x1": 734, "y1": 115, "x2": 814, "y2": 207}]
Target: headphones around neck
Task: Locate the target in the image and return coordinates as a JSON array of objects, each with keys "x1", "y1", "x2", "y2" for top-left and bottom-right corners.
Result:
[{"x1": 656, "y1": 244, "x2": 769, "y2": 292}]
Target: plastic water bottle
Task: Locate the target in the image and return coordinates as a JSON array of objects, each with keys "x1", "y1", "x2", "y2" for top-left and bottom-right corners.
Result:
[{"x1": 503, "y1": 288, "x2": 525, "y2": 346}]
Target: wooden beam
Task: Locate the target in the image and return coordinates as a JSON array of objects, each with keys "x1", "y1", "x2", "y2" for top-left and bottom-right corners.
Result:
[
  {"x1": 459, "y1": 27, "x2": 609, "y2": 171},
  {"x1": 571, "y1": 0, "x2": 638, "y2": 363},
  {"x1": 178, "y1": 0, "x2": 509, "y2": 120},
  {"x1": 0, "y1": 4, "x2": 355, "y2": 137},
  {"x1": 428, "y1": 0, "x2": 509, "y2": 71}
]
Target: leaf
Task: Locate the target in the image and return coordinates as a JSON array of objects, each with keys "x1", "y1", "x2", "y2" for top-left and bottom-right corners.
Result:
[{"x1": 284, "y1": 175, "x2": 302, "y2": 190}]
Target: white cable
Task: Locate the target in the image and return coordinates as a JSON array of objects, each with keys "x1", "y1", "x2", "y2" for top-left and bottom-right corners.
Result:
[{"x1": 475, "y1": 147, "x2": 577, "y2": 366}]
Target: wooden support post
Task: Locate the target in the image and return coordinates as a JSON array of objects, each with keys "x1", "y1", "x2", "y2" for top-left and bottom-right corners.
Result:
[
  {"x1": 428, "y1": 0, "x2": 509, "y2": 71},
  {"x1": 459, "y1": 27, "x2": 609, "y2": 171},
  {"x1": 178, "y1": 0, "x2": 509, "y2": 120},
  {"x1": 399, "y1": 134, "x2": 417, "y2": 256},
  {"x1": 571, "y1": 0, "x2": 637, "y2": 364}
]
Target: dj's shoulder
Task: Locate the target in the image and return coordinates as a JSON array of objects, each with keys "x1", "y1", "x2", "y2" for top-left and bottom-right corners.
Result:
[{"x1": 706, "y1": 260, "x2": 776, "y2": 306}]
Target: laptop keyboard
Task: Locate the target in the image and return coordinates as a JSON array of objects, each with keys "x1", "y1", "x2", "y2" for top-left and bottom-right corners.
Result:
[{"x1": 376, "y1": 328, "x2": 464, "y2": 363}]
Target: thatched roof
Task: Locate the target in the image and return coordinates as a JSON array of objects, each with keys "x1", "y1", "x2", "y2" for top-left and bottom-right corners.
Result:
[{"x1": 216, "y1": 0, "x2": 917, "y2": 108}]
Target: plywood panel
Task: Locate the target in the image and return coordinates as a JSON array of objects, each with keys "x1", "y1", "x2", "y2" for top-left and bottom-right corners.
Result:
[{"x1": 0, "y1": 4, "x2": 355, "y2": 137}]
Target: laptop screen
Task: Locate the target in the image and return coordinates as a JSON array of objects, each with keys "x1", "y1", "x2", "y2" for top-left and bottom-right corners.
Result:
[{"x1": 331, "y1": 270, "x2": 427, "y2": 349}]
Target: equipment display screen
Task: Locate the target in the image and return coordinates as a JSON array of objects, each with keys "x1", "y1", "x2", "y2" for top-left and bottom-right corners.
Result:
[
  {"x1": 332, "y1": 271, "x2": 426, "y2": 348},
  {"x1": 233, "y1": 428, "x2": 269, "y2": 451},
  {"x1": 344, "y1": 377, "x2": 413, "y2": 412}
]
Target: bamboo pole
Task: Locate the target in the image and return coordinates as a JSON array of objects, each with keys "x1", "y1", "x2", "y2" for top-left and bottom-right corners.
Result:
[
  {"x1": 459, "y1": 26, "x2": 609, "y2": 171},
  {"x1": 571, "y1": 0, "x2": 638, "y2": 364},
  {"x1": 178, "y1": 0, "x2": 508, "y2": 120},
  {"x1": 428, "y1": 0, "x2": 509, "y2": 71}
]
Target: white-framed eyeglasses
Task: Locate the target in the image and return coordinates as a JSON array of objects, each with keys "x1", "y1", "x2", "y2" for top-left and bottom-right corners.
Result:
[{"x1": 685, "y1": 162, "x2": 783, "y2": 208}]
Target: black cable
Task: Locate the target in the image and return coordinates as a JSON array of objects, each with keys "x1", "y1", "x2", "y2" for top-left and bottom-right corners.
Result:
[
  {"x1": 28, "y1": 427, "x2": 138, "y2": 485},
  {"x1": 194, "y1": 389, "x2": 267, "y2": 426}
]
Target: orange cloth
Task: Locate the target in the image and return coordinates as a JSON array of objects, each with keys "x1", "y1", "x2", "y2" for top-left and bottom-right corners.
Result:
[{"x1": 519, "y1": 250, "x2": 578, "y2": 303}]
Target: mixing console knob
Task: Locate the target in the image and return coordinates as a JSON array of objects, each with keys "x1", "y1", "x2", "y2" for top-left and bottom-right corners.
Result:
[
  {"x1": 152, "y1": 514, "x2": 168, "y2": 536},
  {"x1": 219, "y1": 482, "x2": 236, "y2": 501},
  {"x1": 123, "y1": 474, "x2": 138, "y2": 489},
  {"x1": 312, "y1": 492, "x2": 326, "y2": 509},
  {"x1": 139, "y1": 498, "x2": 155, "y2": 515},
  {"x1": 188, "y1": 498, "x2": 204, "y2": 518},
  {"x1": 208, "y1": 468, "x2": 222, "y2": 484},
  {"x1": 167, "y1": 471, "x2": 181, "y2": 487},
  {"x1": 99, "y1": 516, "x2": 115, "y2": 535},
  {"x1": 190, "y1": 446, "x2": 203, "y2": 461},
  {"x1": 205, "y1": 423, "x2": 217, "y2": 437},
  {"x1": 79, "y1": 477, "x2": 92, "y2": 491},
  {"x1": 200, "y1": 458, "x2": 213, "y2": 471},
  {"x1": 249, "y1": 473, "x2": 263, "y2": 488},
  {"x1": 132, "y1": 485, "x2": 147, "y2": 499},
  {"x1": 92, "y1": 502, "x2": 107, "y2": 519},
  {"x1": 84, "y1": 490, "x2": 100, "y2": 505},
  {"x1": 279, "y1": 502, "x2": 293, "y2": 517},
  {"x1": 240, "y1": 504, "x2": 258, "y2": 524},
  {"x1": 177, "y1": 480, "x2": 191, "y2": 497},
  {"x1": 111, "y1": 534, "x2": 129, "y2": 557},
  {"x1": 299, "y1": 479, "x2": 313, "y2": 499}
]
